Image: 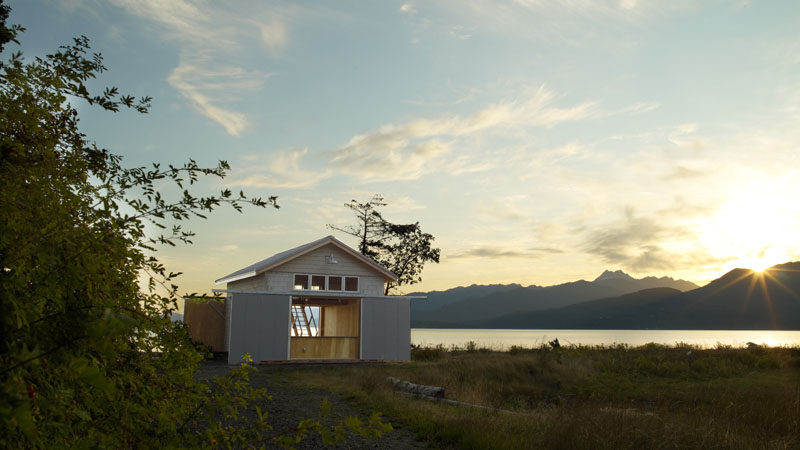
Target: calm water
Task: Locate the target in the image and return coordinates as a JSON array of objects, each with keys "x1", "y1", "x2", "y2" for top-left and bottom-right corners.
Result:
[{"x1": 411, "y1": 329, "x2": 800, "y2": 349}]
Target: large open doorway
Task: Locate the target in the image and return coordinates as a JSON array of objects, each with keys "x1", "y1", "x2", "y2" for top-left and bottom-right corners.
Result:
[{"x1": 289, "y1": 297, "x2": 360, "y2": 359}]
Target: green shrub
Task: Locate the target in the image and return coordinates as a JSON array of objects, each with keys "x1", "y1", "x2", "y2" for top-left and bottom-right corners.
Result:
[
  {"x1": 412, "y1": 344, "x2": 447, "y2": 361},
  {"x1": 465, "y1": 340, "x2": 478, "y2": 352}
]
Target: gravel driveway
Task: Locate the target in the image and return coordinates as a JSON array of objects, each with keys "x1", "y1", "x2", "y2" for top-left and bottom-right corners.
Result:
[{"x1": 196, "y1": 360, "x2": 427, "y2": 449}]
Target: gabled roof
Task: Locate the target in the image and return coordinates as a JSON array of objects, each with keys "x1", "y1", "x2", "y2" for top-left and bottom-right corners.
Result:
[{"x1": 214, "y1": 235, "x2": 398, "y2": 285}]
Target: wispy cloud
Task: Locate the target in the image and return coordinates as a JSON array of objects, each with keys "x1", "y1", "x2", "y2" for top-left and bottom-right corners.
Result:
[
  {"x1": 449, "y1": 25, "x2": 473, "y2": 40},
  {"x1": 103, "y1": 0, "x2": 290, "y2": 136},
  {"x1": 580, "y1": 207, "x2": 726, "y2": 272},
  {"x1": 109, "y1": 0, "x2": 206, "y2": 37},
  {"x1": 291, "y1": 196, "x2": 355, "y2": 225},
  {"x1": 615, "y1": 101, "x2": 660, "y2": 115},
  {"x1": 167, "y1": 62, "x2": 270, "y2": 136},
  {"x1": 233, "y1": 149, "x2": 331, "y2": 189},
  {"x1": 258, "y1": 18, "x2": 289, "y2": 54},
  {"x1": 329, "y1": 86, "x2": 597, "y2": 181},
  {"x1": 474, "y1": 195, "x2": 533, "y2": 222},
  {"x1": 438, "y1": 0, "x2": 680, "y2": 47},
  {"x1": 662, "y1": 164, "x2": 704, "y2": 181},
  {"x1": 667, "y1": 123, "x2": 707, "y2": 150},
  {"x1": 399, "y1": 3, "x2": 417, "y2": 14},
  {"x1": 384, "y1": 196, "x2": 427, "y2": 212},
  {"x1": 448, "y1": 246, "x2": 564, "y2": 260}
]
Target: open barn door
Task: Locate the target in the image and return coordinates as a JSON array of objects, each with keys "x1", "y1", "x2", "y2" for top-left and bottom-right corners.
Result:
[{"x1": 289, "y1": 297, "x2": 360, "y2": 359}]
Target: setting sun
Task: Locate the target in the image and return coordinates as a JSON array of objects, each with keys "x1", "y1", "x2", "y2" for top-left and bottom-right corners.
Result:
[
  {"x1": 698, "y1": 182, "x2": 794, "y2": 274},
  {"x1": 750, "y1": 262, "x2": 771, "y2": 273}
]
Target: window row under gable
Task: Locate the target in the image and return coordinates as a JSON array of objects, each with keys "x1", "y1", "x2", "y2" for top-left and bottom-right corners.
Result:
[{"x1": 293, "y1": 274, "x2": 359, "y2": 292}]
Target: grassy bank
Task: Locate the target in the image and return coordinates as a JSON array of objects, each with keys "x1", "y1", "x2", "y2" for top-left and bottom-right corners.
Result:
[{"x1": 280, "y1": 344, "x2": 800, "y2": 449}]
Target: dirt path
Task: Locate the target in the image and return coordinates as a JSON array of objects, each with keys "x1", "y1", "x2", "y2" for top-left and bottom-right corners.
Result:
[{"x1": 197, "y1": 360, "x2": 427, "y2": 449}]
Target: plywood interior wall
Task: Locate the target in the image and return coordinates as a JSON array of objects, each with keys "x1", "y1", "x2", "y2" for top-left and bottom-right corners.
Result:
[
  {"x1": 184, "y1": 299, "x2": 226, "y2": 352},
  {"x1": 290, "y1": 337, "x2": 359, "y2": 359},
  {"x1": 322, "y1": 299, "x2": 360, "y2": 337}
]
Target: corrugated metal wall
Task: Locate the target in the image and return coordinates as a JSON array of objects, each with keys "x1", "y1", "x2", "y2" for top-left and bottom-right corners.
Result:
[
  {"x1": 360, "y1": 297, "x2": 411, "y2": 361},
  {"x1": 227, "y1": 293, "x2": 290, "y2": 364}
]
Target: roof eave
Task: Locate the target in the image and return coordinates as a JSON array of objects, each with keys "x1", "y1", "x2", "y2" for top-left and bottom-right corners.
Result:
[{"x1": 214, "y1": 271, "x2": 257, "y2": 285}]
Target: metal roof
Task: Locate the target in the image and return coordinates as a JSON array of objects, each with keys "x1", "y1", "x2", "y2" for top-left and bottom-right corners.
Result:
[
  {"x1": 212, "y1": 288, "x2": 426, "y2": 300},
  {"x1": 214, "y1": 235, "x2": 398, "y2": 285}
]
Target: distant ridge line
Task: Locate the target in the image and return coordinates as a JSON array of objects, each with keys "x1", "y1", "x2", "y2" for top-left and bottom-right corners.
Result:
[{"x1": 411, "y1": 263, "x2": 800, "y2": 331}]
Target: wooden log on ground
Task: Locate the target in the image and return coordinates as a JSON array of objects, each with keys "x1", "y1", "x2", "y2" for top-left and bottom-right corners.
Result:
[
  {"x1": 387, "y1": 377, "x2": 445, "y2": 398},
  {"x1": 387, "y1": 377, "x2": 518, "y2": 414}
]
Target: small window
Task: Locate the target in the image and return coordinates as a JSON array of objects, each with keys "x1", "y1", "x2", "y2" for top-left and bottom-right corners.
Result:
[
  {"x1": 328, "y1": 276, "x2": 342, "y2": 291},
  {"x1": 293, "y1": 274, "x2": 308, "y2": 290},
  {"x1": 344, "y1": 277, "x2": 358, "y2": 292},
  {"x1": 311, "y1": 275, "x2": 326, "y2": 291}
]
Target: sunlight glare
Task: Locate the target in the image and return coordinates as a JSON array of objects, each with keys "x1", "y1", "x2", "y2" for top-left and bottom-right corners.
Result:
[
  {"x1": 757, "y1": 337, "x2": 777, "y2": 348},
  {"x1": 697, "y1": 182, "x2": 794, "y2": 273}
]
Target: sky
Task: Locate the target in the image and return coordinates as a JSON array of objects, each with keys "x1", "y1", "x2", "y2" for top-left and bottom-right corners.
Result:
[{"x1": 7, "y1": 0, "x2": 800, "y2": 295}]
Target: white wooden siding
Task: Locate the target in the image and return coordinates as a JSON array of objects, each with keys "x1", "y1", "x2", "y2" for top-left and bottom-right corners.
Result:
[
  {"x1": 261, "y1": 243, "x2": 387, "y2": 295},
  {"x1": 224, "y1": 259, "x2": 386, "y2": 295},
  {"x1": 275, "y1": 244, "x2": 384, "y2": 278},
  {"x1": 260, "y1": 273, "x2": 384, "y2": 296},
  {"x1": 265, "y1": 272, "x2": 292, "y2": 292},
  {"x1": 228, "y1": 273, "x2": 266, "y2": 291},
  {"x1": 359, "y1": 276, "x2": 386, "y2": 296}
]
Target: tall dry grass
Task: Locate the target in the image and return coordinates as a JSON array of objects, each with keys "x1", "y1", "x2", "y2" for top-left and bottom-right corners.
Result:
[{"x1": 278, "y1": 344, "x2": 800, "y2": 449}]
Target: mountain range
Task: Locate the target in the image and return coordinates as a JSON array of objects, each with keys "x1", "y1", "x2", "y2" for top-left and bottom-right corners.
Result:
[{"x1": 411, "y1": 264, "x2": 800, "y2": 330}]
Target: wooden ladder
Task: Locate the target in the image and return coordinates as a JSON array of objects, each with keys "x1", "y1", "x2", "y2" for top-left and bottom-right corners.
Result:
[{"x1": 291, "y1": 305, "x2": 318, "y2": 336}]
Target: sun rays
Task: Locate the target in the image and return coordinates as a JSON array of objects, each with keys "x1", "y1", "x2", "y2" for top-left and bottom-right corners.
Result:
[
  {"x1": 696, "y1": 264, "x2": 800, "y2": 331},
  {"x1": 696, "y1": 181, "x2": 798, "y2": 277}
]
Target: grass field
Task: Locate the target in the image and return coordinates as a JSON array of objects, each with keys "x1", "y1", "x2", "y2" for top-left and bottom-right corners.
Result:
[{"x1": 280, "y1": 343, "x2": 800, "y2": 449}]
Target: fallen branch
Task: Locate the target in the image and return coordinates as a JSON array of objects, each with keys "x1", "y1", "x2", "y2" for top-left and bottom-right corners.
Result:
[
  {"x1": 387, "y1": 377, "x2": 517, "y2": 415},
  {"x1": 387, "y1": 377, "x2": 445, "y2": 398}
]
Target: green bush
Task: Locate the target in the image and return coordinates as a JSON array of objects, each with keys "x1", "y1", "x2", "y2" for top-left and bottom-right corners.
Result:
[{"x1": 412, "y1": 344, "x2": 447, "y2": 361}]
